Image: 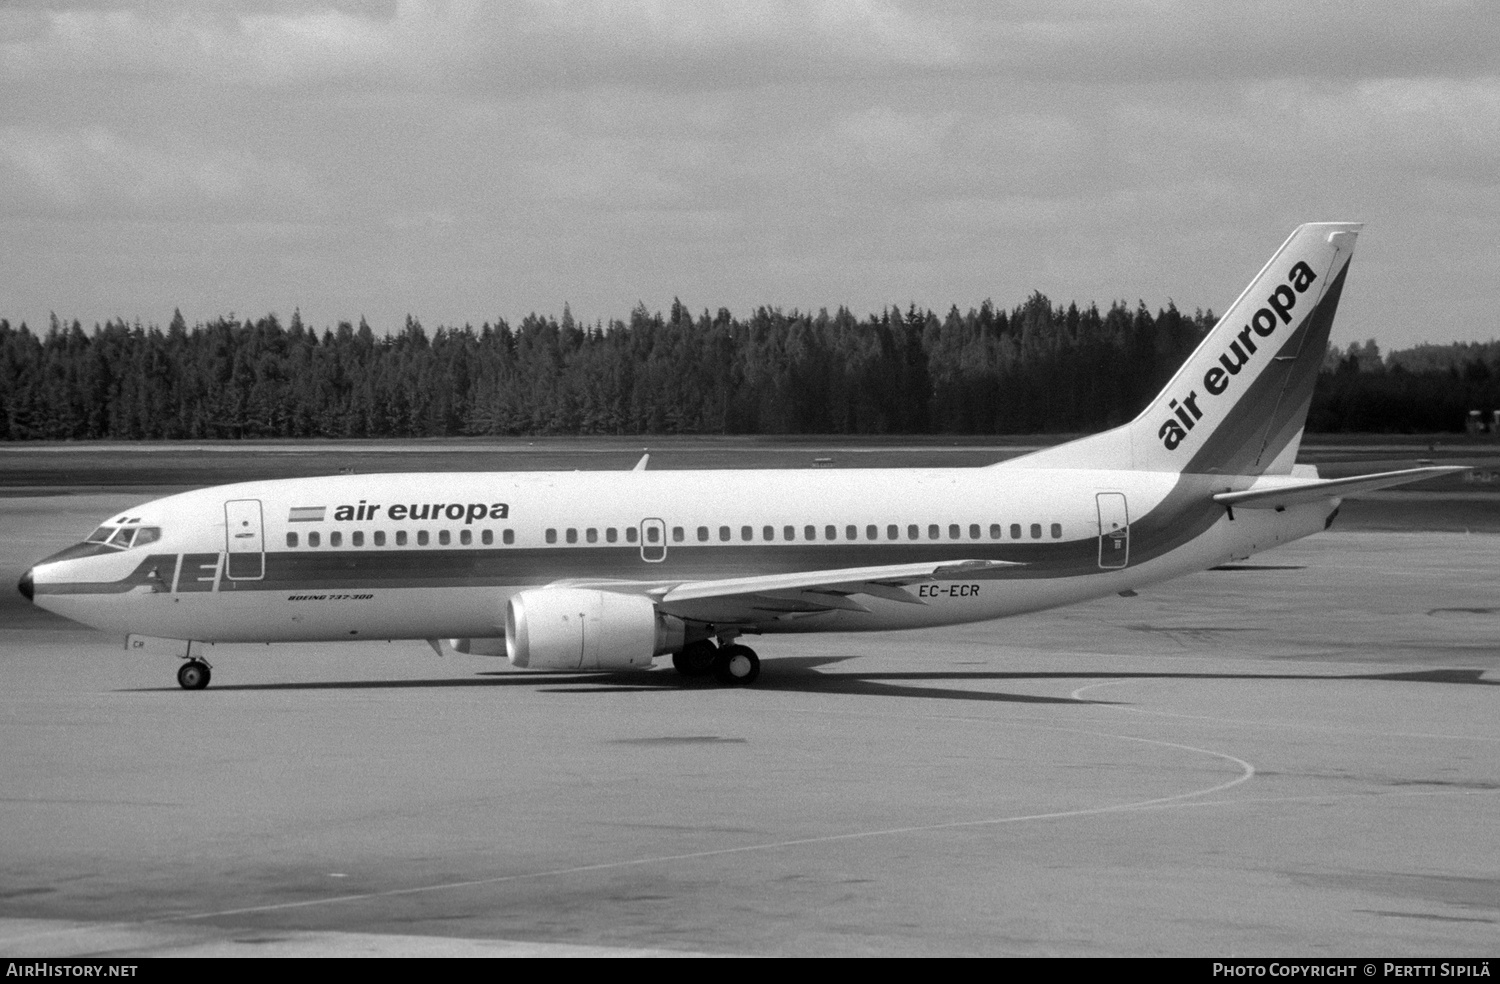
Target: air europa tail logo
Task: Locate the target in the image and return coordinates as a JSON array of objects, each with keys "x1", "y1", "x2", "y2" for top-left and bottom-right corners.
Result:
[{"x1": 1157, "y1": 259, "x2": 1319, "y2": 451}]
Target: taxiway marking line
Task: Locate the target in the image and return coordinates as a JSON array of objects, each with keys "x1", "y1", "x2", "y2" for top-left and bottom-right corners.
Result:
[
  {"x1": 1069, "y1": 678, "x2": 1500, "y2": 742},
  {"x1": 136, "y1": 728, "x2": 1252, "y2": 924}
]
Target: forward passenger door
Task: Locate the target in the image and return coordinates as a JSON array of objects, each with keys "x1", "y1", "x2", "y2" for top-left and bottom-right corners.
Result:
[{"x1": 224, "y1": 499, "x2": 265, "y2": 580}]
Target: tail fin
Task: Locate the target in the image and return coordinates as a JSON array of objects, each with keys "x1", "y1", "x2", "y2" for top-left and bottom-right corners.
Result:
[{"x1": 1011, "y1": 222, "x2": 1361, "y2": 475}]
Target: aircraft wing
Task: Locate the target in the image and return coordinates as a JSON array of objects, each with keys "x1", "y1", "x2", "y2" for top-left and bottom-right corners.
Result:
[
  {"x1": 553, "y1": 559, "x2": 1021, "y2": 624},
  {"x1": 1212, "y1": 466, "x2": 1468, "y2": 510},
  {"x1": 656, "y1": 559, "x2": 1020, "y2": 623}
]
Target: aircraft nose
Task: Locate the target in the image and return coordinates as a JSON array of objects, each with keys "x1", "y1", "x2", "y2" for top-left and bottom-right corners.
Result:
[{"x1": 18, "y1": 568, "x2": 34, "y2": 602}]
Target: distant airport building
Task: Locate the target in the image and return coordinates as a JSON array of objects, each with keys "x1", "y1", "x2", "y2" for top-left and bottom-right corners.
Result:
[{"x1": 1465, "y1": 410, "x2": 1500, "y2": 438}]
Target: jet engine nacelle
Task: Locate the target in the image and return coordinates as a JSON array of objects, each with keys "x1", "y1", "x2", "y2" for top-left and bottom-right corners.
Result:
[{"x1": 505, "y1": 588, "x2": 685, "y2": 670}]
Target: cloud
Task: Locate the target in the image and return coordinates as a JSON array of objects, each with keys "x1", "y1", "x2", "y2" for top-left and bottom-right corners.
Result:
[
  {"x1": 0, "y1": 0, "x2": 963, "y2": 94},
  {"x1": 0, "y1": 2, "x2": 1496, "y2": 348},
  {"x1": 0, "y1": 125, "x2": 315, "y2": 217},
  {"x1": 5, "y1": 2, "x2": 1497, "y2": 98},
  {"x1": 1, "y1": 1, "x2": 437, "y2": 88}
]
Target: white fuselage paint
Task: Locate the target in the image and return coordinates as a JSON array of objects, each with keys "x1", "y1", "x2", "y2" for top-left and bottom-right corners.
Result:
[{"x1": 28, "y1": 466, "x2": 1333, "y2": 646}]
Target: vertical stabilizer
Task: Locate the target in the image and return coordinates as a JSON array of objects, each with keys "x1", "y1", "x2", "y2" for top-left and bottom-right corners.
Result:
[{"x1": 1009, "y1": 222, "x2": 1360, "y2": 475}]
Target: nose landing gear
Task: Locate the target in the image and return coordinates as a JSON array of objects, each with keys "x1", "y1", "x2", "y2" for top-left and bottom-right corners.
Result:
[{"x1": 176, "y1": 659, "x2": 212, "y2": 690}]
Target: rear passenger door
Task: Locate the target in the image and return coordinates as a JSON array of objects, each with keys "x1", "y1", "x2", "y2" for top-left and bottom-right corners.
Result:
[{"x1": 1096, "y1": 493, "x2": 1129, "y2": 569}]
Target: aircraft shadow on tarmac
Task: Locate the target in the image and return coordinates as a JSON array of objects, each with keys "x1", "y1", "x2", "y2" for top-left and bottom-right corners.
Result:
[{"x1": 124, "y1": 658, "x2": 1495, "y2": 704}]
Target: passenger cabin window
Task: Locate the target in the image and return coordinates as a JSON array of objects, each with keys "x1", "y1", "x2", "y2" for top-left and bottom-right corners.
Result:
[
  {"x1": 698, "y1": 526, "x2": 709, "y2": 542},
  {"x1": 330, "y1": 531, "x2": 342, "y2": 547},
  {"x1": 784, "y1": 526, "x2": 796, "y2": 541},
  {"x1": 503, "y1": 530, "x2": 514, "y2": 545},
  {"x1": 396, "y1": 531, "x2": 407, "y2": 546},
  {"x1": 439, "y1": 530, "x2": 451, "y2": 545},
  {"x1": 672, "y1": 527, "x2": 684, "y2": 542},
  {"x1": 949, "y1": 524, "x2": 960, "y2": 539},
  {"x1": 1010, "y1": 524, "x2": 1022, "y2": 539},
  {"x1": 286, "y1": 532, "x2": 298, "y2": 547},
  {"x1": 481, "y1": 530, "x2": 492, "y2": 545},
  {"x1": 352, "y1": 531, "x2": 364, "y2": 547},
  {"x1": 566, "y1": 528, "x2": 577, "y2": 544},
  {"x1": 971, "y1": 524, "x2": 981, "y2": 539},
  {"x1": 606, "y1": 528, "x2": 618, "y2": 543},
  {"x1": 626, "y1": 528, "x2": 638, "y2": 544},
  {"x1": 845, "y1": 525, "x2": 857, "y2": 540},
  {"x1": 460, "y1": 530, "x2": 472, "y2": 545},
  {"x1": 868, "y1": 525, "x2": 879, "y2": 540},
  {"x1": 375, "y1": 531, "x2": 386, "y2": 546},
  {"x1": 990, "y1": 524, "x2": 1001, "y2": 539},
  {"x1": 546, "y1": 529, "x2": 557, "y2": 544},
  {"x1": 719, "y1": 526, "x2": 731, "y2": 542},
  {"x1": 586, "y1": 528, "x2": 598, "y2": 543},
  {"x1": 887, "y1": 525, "x2": 898, "y2": 540},
  {"x1": 907, "y1": 525, "x2": 919, "y2": 540},
  {"x1": 417, "y1": 531, "x2": 429, "y2": 546},
  {"x1": 1030, "y1": 523, "x2": 1042, "y2": 539},
  {"x1": 928, "y1": 524, "x2": 939, "y2": 540},
  {"x1": 741, "y1": 526, "x2": 753, "y2": 542},
  {"x1": 309, "y1": 531, "x2": 320, "y2": 547},
  {"x1": 646, "y1": 526, "x2": 660, "y2": 543},
  {"x1": 827, "y1": 525, "x2": 839, "y2": 540},
  {"x1": 1051, "y1": 523, "x2": 1062, "y2": 539}
]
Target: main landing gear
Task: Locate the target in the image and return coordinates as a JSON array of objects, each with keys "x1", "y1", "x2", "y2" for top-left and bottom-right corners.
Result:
[
  {"x1": 176, "y1": 659, "x2": 211, "y2": 690},
  {"x1": 671, "y1": 639, "x2": 760, "y2": 687},
  {"x1": 713, "y1": 644, "x2": 760, "y2": 686}
]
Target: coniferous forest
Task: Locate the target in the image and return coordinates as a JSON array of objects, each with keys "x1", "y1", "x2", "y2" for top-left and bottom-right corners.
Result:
[{"x1": 1, "y1": 300, "x2": 1496, "y2": 440}]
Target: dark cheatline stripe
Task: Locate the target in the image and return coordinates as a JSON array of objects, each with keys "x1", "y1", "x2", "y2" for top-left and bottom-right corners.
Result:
[{"x1": 33, "y1": 553, "x2": 180, "y2": 595}]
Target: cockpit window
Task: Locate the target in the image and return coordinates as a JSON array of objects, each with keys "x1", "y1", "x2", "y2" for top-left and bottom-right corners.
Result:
[{"x1": 85, "y1": 525, "x2": 162, "y2": 550}]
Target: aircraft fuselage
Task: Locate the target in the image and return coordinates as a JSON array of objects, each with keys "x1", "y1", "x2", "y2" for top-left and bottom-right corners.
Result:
[{"x1": 25, "y1": 465, "x2": 1332, "y2": 644}]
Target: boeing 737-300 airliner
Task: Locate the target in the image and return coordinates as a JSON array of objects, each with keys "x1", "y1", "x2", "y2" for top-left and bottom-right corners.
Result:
[{"x1": 17, "y1": 223, "x2": 1463, "y2": 689}]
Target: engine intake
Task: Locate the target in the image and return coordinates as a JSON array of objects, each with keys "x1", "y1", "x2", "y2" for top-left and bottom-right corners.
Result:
[{"x1": 506, "y1": 588, "x2": 684, "y2": 670}]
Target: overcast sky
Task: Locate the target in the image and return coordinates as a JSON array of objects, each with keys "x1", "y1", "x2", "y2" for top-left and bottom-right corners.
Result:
[{"x1": 2, "y1": 1, "x2": 1497, "y2": 350}]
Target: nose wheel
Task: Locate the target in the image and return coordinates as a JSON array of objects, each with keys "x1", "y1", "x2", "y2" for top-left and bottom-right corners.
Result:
[{"x1": 176, "y1": 659, "x2": 211, "y2": 690}]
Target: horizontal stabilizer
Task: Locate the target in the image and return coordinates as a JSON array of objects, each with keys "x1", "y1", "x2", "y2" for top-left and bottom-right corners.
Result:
[{"x1": 1212, "y1": 466, "x2": 1468, "y2": 510}]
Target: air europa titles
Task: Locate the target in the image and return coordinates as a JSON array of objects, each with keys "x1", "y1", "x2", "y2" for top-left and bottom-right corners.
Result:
[
  {"x1": 1157, "y1": 260, "x2": 1319, "y2": 451},
  {"x1": 330, "y1": 500, "x2": 510, "y2": 524}
]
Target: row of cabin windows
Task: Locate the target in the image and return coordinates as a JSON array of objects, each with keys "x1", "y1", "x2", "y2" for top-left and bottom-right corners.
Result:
[
  {"x1": 287, "y1": 522, "x2": 1067, "y2": 549},
  {"x1": 286, "y1": 529, "x2": 516, "y2": 548},
  {"x1": 544, "y1": 522, "x2": 1064, "y2": 544}
]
